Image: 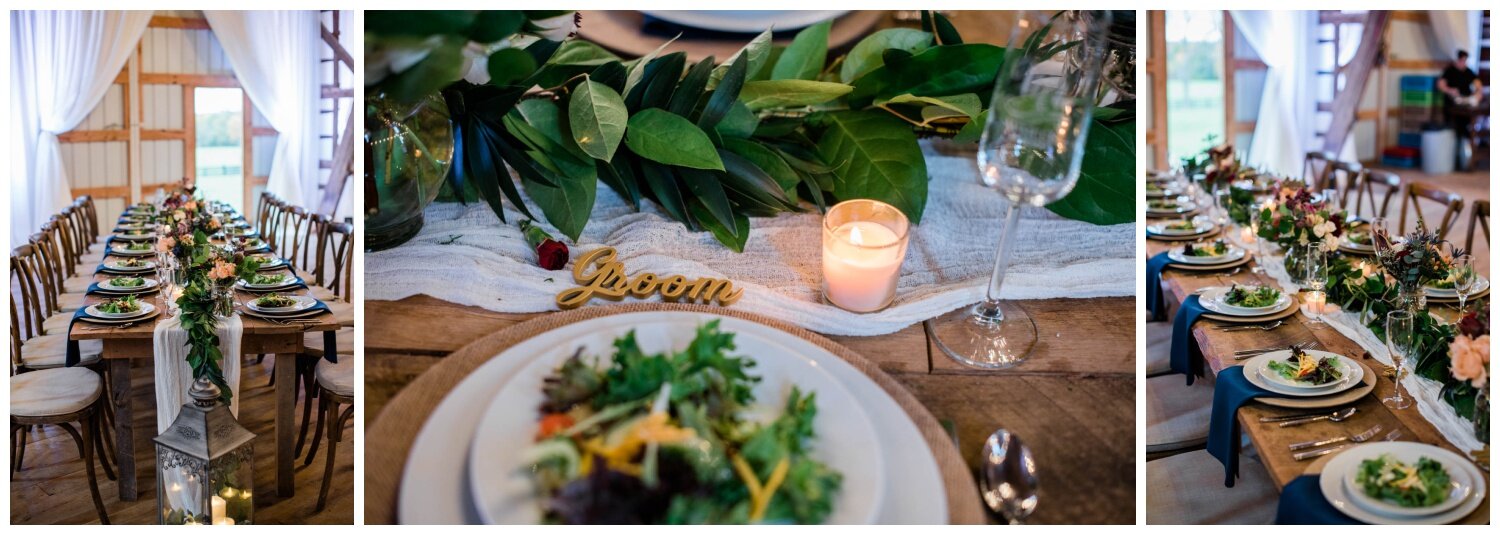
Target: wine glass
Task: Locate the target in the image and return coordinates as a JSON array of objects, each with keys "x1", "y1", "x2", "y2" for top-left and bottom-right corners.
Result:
[
  {"x1": 1248, "y1": 207, "x2": 1269, "y2": 274},
  {"x1": 927, "y1": 10, "x2": 1112, "y2": 369},
  {"x1": 1451, "y1": 253, "x2": 1477, "y2": 314},
  {"x1": 1211, "y1": 187, "x2": 1230, "y2": 228},
  {"x1": 1383, "y1": 310, "x2": 1414, "y2": 410}
]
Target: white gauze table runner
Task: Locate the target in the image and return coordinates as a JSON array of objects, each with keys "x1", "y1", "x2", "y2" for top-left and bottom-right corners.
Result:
[
  {"x1": 1226, "y1": 232, "x2": 1485, "y2": 455},
  {"x1": 367, "y1": 142, "x2": 1136, "y2": 336},
  {"x1": 152, "y1": 314, "x2": 243, "y2": 433}
]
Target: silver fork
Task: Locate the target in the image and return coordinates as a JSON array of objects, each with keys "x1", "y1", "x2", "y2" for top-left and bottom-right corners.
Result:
[
  {"x1": 1289, "y1": 424, "x2": 1383, "y2": 451},
  {"x1": 1234, "y1": 341, "x2": 1316, "y2": 360},
  {"x1": 1217, "y1": 320, "x2": 1284, "y2": 332}
]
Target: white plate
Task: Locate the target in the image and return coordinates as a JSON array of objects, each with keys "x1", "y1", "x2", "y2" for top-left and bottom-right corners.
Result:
[
  {"x1": 1342, "y1": 455, "x2": 1473, "y2": 518},
  {"x1": 1424, "y1": 276, "x2": 1489, "y2": 298},
  {"x1": 1147, "y1": 197, "x2": 1197, "y2": 215},
  {"x1": 85, "y1": 301, "x2": 156, "y2": 320},
  {"x1": 112, "y1": 246, "x2": 155, "y2": 256},
  {"x1": 638, "y1": 10, "x2": 846, "y2": 32},
  {"x1": 398, "y1": 311, "x2": 947, "y2": 524},
  {"x1": 1168, "y1": 245, "x2": 1245, "y2": 265},
  {"x1": 1248, "y1": 350, "x2": 1362, "y2": 393},
  {"x1": 467, "y1": 318, "x2": 883, "y2": 525},
  {"x1": 1199, "y1": 286, "x2": 1293, "y2": 316},
  {"x1": 104, "y1": 260, "x2": 155, "y2": 272},
  {"x1": 1320, "y1": 442, "x2": 1486, "y2": 524},
  {"x1": 113, "y1": 233, "x2": 155, "y2": 241},
  {"x1": 1147, "y1": 219, "x2": 1214, "y2": 236},
  {"x1": 238, "y1": 275, "x2": 298, "y2": 290},
  {"x1": 246, "y1": 294, "x2": 316, "y2": 314},
  {"x1": 99, "y1": 277, "x2": 160, "y2": 293}
]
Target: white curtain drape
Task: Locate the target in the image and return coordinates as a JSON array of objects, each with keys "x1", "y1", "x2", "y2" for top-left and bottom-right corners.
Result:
[
  {"x1": 1230, "y1": 11, "x2": 1324, "y2": 176},
  {"x1": 9, "y1": 11, "x2": 151, "y2": 245},
  {"x1": 203, "y1": 11, "x2": 322, "y2": 210},
  {"x1": 1428, "y1": 11, "x2": 1476, "y2": 70}
]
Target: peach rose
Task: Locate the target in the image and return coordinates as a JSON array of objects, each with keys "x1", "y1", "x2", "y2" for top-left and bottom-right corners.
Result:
[
  {"x1": 181, "y1": 234, "x2": 195, "y2": 246},
  {"x1": 156, "y1": 236, "x2": 176, "y2": 252},
  {"x1": 209, "y1": 259, "x2": 236, "y2": 281},
  {"x1": 184, "y1": 200, "x2": 198, "y2": 212},
  {"x1": 1450, "y1": 334, "x2": 1489, "y2": 388}
]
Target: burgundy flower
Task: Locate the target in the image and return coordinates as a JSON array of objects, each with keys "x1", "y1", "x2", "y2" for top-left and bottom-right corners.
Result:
[{"x1": 520, "y1": 219, "x2": 570, "y2": 271}]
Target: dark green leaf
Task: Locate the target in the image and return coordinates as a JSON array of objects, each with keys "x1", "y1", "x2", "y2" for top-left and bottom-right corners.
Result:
[
  {"x1": 953, "y1": 109, "x2": 987, "y2": 143},
  {"x1": 468, "y1": 11, "x2": 527, "y2": 43},
  {"x1": 753, "y1": 47, "x2": 784, "y2": 81},
  {"x1": 568, "y1": 79, "x2": 628, "y2": 160},
  {"x1": 697, "y1": 51, "x2": 749, "y2": 129},
  {"x1": 814, "y1": 110, "x2": 928, "y2": 222},
  {"x1": 753, "y1": 116, "x2": 802, "y2": 138},
  {"x1": 710, "y1": 28, "x2": 772, "y2": 88},
  {"x1": 722, "y1": 138, "x2": 798, "y2": 197},
  {"x1": 588, "y1": 61, "x2": 627, "y2": 93},
  {"x1": 771, "y1": 20, "x2": 831, "y2": 81},
  {"x1": 379, "y1": 36, "x2": 466, "y2": 103},
  {"x1": 367, "y1": 11, "x2": 476, "y2": 37},
  {"x1": 738, "y1": 80, "x2": 852, "y2": 110},
  {"x1": 486, "y1": 48, "x2": 536, "y2": 86},
  {"x1": 669, "y1": 57, "x2": 716, "y2": 117},
  {"x1": 637, "y1": 52, "x2": 686, "y2": 110},
  {"x1": 520, "y1": 151, "x2": 597, "y2": 242},
  {"x1": 466, "y1": 122, "x2": 534, "y2": 220},
  {"x1": 678, "y1": 168, "x2": 738, "y2": 234},
  {"x1": 717, "y1": 149, "x2": 795, "y2": 209},
  {"x1": 624, "y1": 35, "x2": 679, "y2": 95},
  {"x1": 713, "y1": 101, "x2": 759, "y2": 139},
  {"x1": 597, "y1": 156, "x2": 641, "y2": 209},
  {"x1": 625, "y1": 109, "x2": 724, "y2": 170},
  {"x1": 930, "y1": 11, "x2": 964, "y2": 45},
  {"x1": 840, "y1": 28, "x2": 933, "y2": 83},
  {"x1": 847, "y1": 44, "x2": 1006, "y2": 107},
  {"x1": 689, "y1": 201, "x2": 749, "y2": 252},
  {"x1": 1045, "y1": 116, "x2": 1135, "y2": 225},
  {"x1": 547, "y1": 39, "x2": 619, "y2": 66},
  {"x1": 639, "y1": 162, "x2": 694, "y2": 228}
]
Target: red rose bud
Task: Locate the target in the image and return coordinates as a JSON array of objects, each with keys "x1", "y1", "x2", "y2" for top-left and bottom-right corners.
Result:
[{"x1": 520, "y1": 219, "x2": 569, "y2": 271}]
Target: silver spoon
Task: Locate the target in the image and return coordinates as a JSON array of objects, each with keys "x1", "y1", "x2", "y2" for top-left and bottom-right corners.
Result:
[
  {"x1": 1278, "y1": 406, "x2": 1358, "y2": 428},
  {"x1": 979, "y1": 429, "x2": 1038, "y2": 525}
]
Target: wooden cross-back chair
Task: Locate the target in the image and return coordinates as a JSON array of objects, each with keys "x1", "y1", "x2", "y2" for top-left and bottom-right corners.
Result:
[
  {"x1": 1399, "y1": 181, "x2": 1465, "y2": 240},
  {"x1": 1350, "y1": 169, "x2": 1402, "y2": 221},
  {"x1": 29, "y1": 226, "x2": 70, "y2": 315},
  {"x1": 1327, "y1": 160, "x2": 1362, "y2": 209},
  {"x1": 1302, "y1": 151, "x2": 1337, "y2": 191},
  {"x1": 281, "y1": 206, "x2": 314, "y2": 273},
  {"x1": 255, "y1": 191, "x2": 276, "y2": 236},
  {"x1": 1467, "y1": 200, "x2": 1489, "y2": 254},
  {"x1": 11, "y1": 245, "x2": 50, "y2": 344},
  {"x1": 74, "y1": 195, "x2": 100, "y2": 247},
  {"x1": 325, "y1": 220, "x2": 353, "y2": 300}
]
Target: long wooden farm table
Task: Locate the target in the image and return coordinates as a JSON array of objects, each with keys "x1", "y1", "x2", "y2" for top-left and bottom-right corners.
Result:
[
  {"x1": 1146, "y1": 230, "x2": 1489, "y2": 524},
  {"x1": 69, "y1": 243, "x2": 340, "y2": 501}
]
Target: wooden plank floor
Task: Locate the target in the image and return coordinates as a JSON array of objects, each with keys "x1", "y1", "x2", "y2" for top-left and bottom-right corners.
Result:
[{"x1": 9, "y1": 355, "x2": 354, "y2": 525}]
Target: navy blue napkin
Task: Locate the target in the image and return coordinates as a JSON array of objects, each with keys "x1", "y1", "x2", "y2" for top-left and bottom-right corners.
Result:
[
  {"x1": 1207, "y1": 366, "x2": 1290, "y2": 487},
  {"x1": 64, "y1": 306, "x2": 92, "y2": 367},
  {"x1": 1146, "y1": 252, "x2": 1177, "y2": 321},
  {"x1": 1169, "y1": 295, "x2": 1211, "y2": 385},
  {"x1": 1275, "y1": 475, "x2": 1361, "y2": 524}
]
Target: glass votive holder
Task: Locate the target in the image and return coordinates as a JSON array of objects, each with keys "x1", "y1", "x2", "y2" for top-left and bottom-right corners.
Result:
[{"x1": 821, "y1": 199, "x2": 911, "y2": 313}]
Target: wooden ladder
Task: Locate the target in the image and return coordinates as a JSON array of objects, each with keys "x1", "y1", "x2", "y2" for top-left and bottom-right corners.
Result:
[
  {"x1": 1315, "y1": 10, "x2": 1392, "y2": 154},
  {"x1": 318, "y1": 10, "x2": 355, "y2": 217}
]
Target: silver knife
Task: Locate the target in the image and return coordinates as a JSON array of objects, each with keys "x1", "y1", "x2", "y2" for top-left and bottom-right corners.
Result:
[{"x1": 1294, "y1": 444, "x2": 1349, "y2": 461}]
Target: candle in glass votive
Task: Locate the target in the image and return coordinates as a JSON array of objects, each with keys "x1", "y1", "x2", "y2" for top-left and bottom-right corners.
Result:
[
  {"x1": 1306, "y1": 291, "x2": 1327, "y2": 314},
  {"x1": 1240, "y1": 226, "x2": 1255, "y2": 243},
  {"x1": 822, "y1": 200, "x2": 911, "y2": 313}
]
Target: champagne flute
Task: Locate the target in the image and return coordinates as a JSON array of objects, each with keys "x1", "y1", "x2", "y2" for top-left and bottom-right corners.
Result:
[
  {"x1": 1383, "y1": 310, "x2": 1414, "y2": 410},
  {"x1": 927, "y1": 11, "x2": 1112, "y2": 369},
  {"x1": 1451, "y1": 253, "x2": 1476, "y2": 314},
  {"x1": 1302, "y1": 247, "x2": 1328, "y2": 324},
  {"x1": 1248, "y1": 206, "x2": 1269, "y2": 274}
]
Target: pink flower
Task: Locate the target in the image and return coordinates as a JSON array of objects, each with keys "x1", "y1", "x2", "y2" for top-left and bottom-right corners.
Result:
[
  {"x1": 208, "y1": 259, "x2": 237, "y2": 281},
  {"x1": 156, "y1": 236, "x2": 176, "y2": 252},
  {"x1": 1450, "y1": 334, "x2": 1490, "y2": 389}
]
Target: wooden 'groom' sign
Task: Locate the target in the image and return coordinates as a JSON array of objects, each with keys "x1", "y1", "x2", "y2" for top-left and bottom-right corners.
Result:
[{"x1": 555, "y1": 247, "x2": 743, "y2": 309}]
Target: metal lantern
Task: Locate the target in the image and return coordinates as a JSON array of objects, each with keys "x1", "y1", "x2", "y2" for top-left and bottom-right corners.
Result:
[{"x1": 155, "y1": 377, "x2": 255, "y2": 525}]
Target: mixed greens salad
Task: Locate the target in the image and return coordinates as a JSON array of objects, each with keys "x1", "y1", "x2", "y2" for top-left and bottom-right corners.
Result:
[
  {"x1": 254, "y1": 293, "x2": 298, "y2": 308},
  {"x1": 1265, "y1": 347, "x2": 1343, "y2": 385},
  {"x1": 124, "y1": 241, "x2": 152, "y2": 251},
  {"x1": 1182, "y1": 240, "x2": 1229, "y2": 257},
  {"x1": 1148, "y1": 199, "x2": 1180, "y2": 210},
  {"x1": 109, "y1": 276, "x2": 145, "y2": 288},
  {"x1": 1223, "y1": 284, "x2": 1281, "y2": 308},
  {"x1": 247, "y1": 273, "x2": 287, "y2": 286},
  {"x1": 111, "y1": 258, "x2": 147, "y2": 268},
  {"x1": 1164, "y1": 220, "x2": 1198, "y2": 232},
  {"x1": 525, "y1": 321, "x2": 841, "y2": 524},
  {"x1": 97, "y1": 295, "x2": 141, "y2": 314},
  {"x1": 1356, "y1": 455, "x2": 1452, "y2": 508},
  {"x1": 1346, "y1": 230, "x2": 1372, "y2": 246}
]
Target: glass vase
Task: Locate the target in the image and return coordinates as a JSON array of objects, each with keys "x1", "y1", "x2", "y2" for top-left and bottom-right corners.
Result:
[
  {"x1": 1476, "y1": 383, "x2": 1490, "y2": 444},
  {"x1": 1394, "y1": 282, "x2": 1427, "y2": 313},
  {"x1": 365, "y1": 91, "x2": 454, "y2": 252},
  {"x1": 211, "y1": 281, "x2": 236, "y2": 318}
]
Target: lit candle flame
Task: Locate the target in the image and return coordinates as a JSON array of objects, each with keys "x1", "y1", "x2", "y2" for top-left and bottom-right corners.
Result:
[{"x1": 850, "y1": 224, "x2": 864, "y2": 246}]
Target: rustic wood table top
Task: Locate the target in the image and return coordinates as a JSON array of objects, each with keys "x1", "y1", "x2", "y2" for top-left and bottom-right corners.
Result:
[
  {"x1": 1146, "y1": 226, "x2": 1490, "y2": 524},
  {"x1": 366, "y1": 294, "x2": 1136, "y2": 524}
]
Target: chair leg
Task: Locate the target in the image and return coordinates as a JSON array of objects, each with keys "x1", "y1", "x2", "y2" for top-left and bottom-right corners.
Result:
[
  {"x1": 57, "y1": 422, "x2": 86, "y2": 459},
  {"x1": 82, "y1": 413, "x2": 110, "y2": 525},
  {"x1": 257, "y1": 353, "x2": 266, "y2": 364},
  {"x1": 10, "y1": 424, "x2": 20, "y2": 477},
  {"x1": 14, "y1": 425, "x2": 29, "y2": 473},
  {"x1": 295, "y1": 360, "x2": 317, "y2": 457},
  {"x1": 316, "y1": 400, "x2": 346, "y2": 513},
  {"x1": 304, "y1": 393, "x2": 327, "y2": 467},
  {"x1": 92, "y1": 411, "x2": 116, "y2": 481}
]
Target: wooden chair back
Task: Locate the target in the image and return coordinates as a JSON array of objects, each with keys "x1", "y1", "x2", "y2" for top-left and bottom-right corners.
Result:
[
  {"x1": 1466, "y1": 200, "x2": 1489, "y2": 254},
  {"x1": 1400, "y1": 181, "x2": 1465, "y2": 239},
  {"x1": 1302, "y1": 151, "x2": 1337, "y2": 191},
  {"x1": 281, "y1": 206, "x2": 313, "y2": 271},
  {"x1": 1351, "y1": 169, "x2": 1401, "y2": 221},
  {"x1": 1327, "y1": 160, "x2": 1362, "y2": 209},
  {"x1": 325, "y1": 220, "x2": 353, "y2": 299},
  {"x1": 31, "y1": 224, "x2": 68, "y2": 309},
  {"x1": 75, "y1": 195, "x2": 100, "y2": 246},
  {"x1": 255, "y1": 191, "x2": 274, "y2": 234},
  {"x1": 51, "y1": 212, "x2": 82, "y2": 277},
  {"x1": 10, "y1": 244, "x2": 50, "y2": 342}
]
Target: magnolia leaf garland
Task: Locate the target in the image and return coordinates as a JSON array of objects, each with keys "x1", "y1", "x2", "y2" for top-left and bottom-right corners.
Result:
[{"x1": 429, "y1": 10, "x2": 1134, "y2": 250}]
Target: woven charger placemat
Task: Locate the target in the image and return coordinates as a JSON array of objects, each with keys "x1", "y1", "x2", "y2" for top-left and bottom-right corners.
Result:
[{"x1": 365, "y1": 303, "x2": 987, "y2": 524}]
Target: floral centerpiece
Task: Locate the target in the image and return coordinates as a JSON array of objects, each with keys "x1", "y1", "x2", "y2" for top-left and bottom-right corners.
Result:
[
  {"x1": 1372, "y1": 224, "x2": 1454, "y2": 311},
  {"x1": 153, "y1": 190, "x2": 262, "y2": 403},
  {"x1": 1447, "y1": 306, "x2": 1489, "y2": 442},
  {"x1": 1256, "y1": 182, "x2": 1347, "y2": 253}
]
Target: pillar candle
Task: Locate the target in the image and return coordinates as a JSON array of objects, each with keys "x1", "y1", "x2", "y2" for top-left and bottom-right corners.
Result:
[{"x1": 211, "y1": 495, "x2": 227, "y2": 525}]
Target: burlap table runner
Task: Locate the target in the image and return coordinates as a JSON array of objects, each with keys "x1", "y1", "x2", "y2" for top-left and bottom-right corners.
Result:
[{"x1": 365, "y1": 303, "x2": 987, "y2": 524}]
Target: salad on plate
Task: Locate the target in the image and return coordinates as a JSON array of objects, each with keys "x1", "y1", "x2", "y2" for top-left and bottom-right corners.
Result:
[
  {"x1": 109, "y1": 276, "x2": 146, "y2": 288},
  {"x1": 254, "y1": 293, "x2": 298, "y2": 308},
  {"x1": 1265, "y1": 347, "x2": 1343, "y2": 386},
  {"x1": 1223, "y1": 284, "x2": 1281, "y2": 308},
  {"x1": 1182, "y1": 240, "x2": 1229, "y2": 258},
  {"x1": 1355, "y1": 455, "x2": 1452, "y2": 508},
  {"x1": 524, "y1": 321, "x2": 842, "y2": 524},
  {"x1": 123, "y1": 240, "x2": 152, "y2": 251},
  {"x1": 246, "y1": 273, "x2": 288, "y2": 286},
  {"x1": 97, "y1": 295, "x2": 141, "y2": 314}
]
